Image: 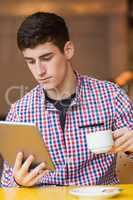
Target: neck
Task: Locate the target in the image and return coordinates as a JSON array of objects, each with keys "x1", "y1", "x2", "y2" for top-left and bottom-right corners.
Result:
[{"x1": 46, "y1": 65, "x2": 77, "y2": 100}]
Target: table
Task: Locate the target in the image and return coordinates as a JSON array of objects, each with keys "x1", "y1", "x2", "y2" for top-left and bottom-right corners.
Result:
[{"x1": 0, "y1": 184, "x2": 133, "y2": 200}]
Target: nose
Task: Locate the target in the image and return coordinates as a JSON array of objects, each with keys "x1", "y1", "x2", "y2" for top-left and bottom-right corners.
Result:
[{"x1": 36, "y1": 61, "x2": 46, "y2": 77}]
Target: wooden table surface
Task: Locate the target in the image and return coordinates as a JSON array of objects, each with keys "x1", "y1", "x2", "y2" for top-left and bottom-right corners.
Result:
[{"x1": 0, "y1": 184, "x2": 133, "y2": 200}]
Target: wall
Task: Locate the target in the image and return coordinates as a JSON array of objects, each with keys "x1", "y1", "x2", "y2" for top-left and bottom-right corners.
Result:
[{"x1": 0, "y1": 0, "x2": 129, "y2": 116}]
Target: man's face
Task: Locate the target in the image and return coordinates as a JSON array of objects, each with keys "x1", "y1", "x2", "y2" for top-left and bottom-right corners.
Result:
[{"x1": 22, "y1": 41, "x2": 74, "y2": 92}]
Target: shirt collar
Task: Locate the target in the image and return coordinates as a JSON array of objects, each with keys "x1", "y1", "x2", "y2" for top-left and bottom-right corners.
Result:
[{"x1": 71, "y1": 70, "x2": 84, "y2": 106}]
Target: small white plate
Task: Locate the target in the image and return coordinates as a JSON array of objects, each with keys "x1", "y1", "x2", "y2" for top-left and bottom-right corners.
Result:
[{"x1": 69, "y1": 186, "x2": 121, "y2": 200}]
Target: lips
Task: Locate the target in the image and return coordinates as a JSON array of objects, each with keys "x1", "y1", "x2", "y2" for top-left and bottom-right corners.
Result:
[{"x1": 38, "y1": 76, "x2": 52, "y2": 82}]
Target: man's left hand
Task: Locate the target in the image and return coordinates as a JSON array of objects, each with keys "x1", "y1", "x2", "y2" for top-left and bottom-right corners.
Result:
[{"x1": 109, "y1": 127, "x2": 133, "y2": 153}]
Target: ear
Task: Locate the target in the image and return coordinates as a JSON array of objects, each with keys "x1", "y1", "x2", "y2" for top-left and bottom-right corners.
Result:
[{"x1": 64, "y1": 41, "x2": 74, "y2": 60}]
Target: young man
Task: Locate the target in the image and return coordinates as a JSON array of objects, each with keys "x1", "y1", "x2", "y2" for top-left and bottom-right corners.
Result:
[{"x1": 1, "y1": 12, "x2": 133, "y2": 187}]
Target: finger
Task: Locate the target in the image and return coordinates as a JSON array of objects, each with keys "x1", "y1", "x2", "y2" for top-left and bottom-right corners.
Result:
[
  {"x1": 114, "y1": 136, "x2": 128, "y2": 148},
  {"x1": 25, "y1": 162, "x2": 46, "y2": 182},
  {"x1": 113, "y1": 127, "x2": 128, "y2": 139},
  {"x1": 13, "y1": 152, "x2": 23, "y2": 175},
  {"x1": 19, "y1": 155, "x2": 34, "y2": 177},
  {"x1": 28, "y1": 170, "x2": 49, "y2": 186},
  {"x1": 114, "y1": 131, "x2": 133, "y2": 148},
  {"x1": 114, "y1": 140, "x2": 133, "y2": 153}
]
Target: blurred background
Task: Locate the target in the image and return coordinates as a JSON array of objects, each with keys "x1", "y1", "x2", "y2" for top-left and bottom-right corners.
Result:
[{"x1": 0, "y1": 0, "x2": 133, "y2": 118}]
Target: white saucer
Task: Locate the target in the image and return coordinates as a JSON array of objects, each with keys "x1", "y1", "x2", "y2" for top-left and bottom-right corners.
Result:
[{"x1": 69, "y1": 186, "x2": 121, "y2": 200}]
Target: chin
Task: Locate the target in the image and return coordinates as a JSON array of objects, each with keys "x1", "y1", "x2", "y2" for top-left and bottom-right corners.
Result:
[{"x1": 42, "y1": 84, "x2": 55, "y2": 91}]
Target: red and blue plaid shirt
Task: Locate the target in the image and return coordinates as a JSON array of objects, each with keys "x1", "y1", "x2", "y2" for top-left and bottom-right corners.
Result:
[{"x1": 1, "y1": 72, "x2": 133, "y2": 187}]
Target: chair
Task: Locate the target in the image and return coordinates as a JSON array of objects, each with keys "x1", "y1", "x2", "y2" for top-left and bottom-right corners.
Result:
[{"x1": 116, "y1": 152, "x2": 133, "y2": 183}]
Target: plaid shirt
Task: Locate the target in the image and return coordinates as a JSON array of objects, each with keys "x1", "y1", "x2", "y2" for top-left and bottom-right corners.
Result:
[{"x1": 1, "y1": 72, "x2": 133, "y2": 187}]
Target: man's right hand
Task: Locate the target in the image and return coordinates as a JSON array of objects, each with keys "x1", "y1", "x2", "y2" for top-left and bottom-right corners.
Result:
[{"x1": 13, "y1": 152, "x2": 49, "y2": 187}]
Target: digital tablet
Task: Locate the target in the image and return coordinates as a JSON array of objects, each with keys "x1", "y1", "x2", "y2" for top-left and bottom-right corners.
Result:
[{"x1": 0, "y1": 121, "x2": 55, "y2": 171}]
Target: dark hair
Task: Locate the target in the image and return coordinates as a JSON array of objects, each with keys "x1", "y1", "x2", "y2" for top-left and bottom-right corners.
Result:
[{"x1": 17, "y1": 12, "x2": 70, "y2": 52}]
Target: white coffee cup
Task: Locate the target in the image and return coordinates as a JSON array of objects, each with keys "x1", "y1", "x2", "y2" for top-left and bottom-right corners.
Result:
[{"x1": 87, "y1": 130, "x2": 114, "y2": 153}]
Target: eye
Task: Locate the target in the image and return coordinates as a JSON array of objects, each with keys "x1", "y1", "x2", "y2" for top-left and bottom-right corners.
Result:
[
  {"x1": 27, "y1": 60, "x2": 35, "y2": 65},
  {"x1": 41, "y1": 56, "x2": 53, "y2": 61}
]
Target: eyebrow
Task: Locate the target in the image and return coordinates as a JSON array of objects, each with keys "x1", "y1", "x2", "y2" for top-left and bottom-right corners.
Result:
[{"x1": 24, "y1": 52, "x2": 53, "y2": 60}]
